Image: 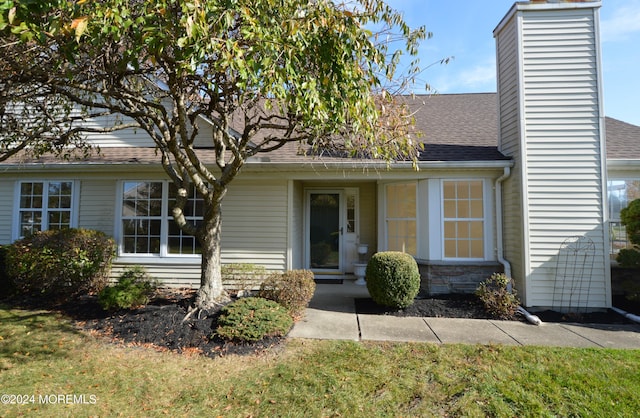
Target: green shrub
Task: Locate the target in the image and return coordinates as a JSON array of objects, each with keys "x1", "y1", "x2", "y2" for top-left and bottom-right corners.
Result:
[
  {"x1": 5, "y1": 228, "x2": 115, "y2": 301},
  {"x1": 257, "y1": 270, "x2": 316, "y2": 318},
  {"x1": 617, "y1": 199, "x2": 640, "y2": 267},
  {"x1": 215, "y1": 297, "x2": 293, "y2": 342},
  {"x1": 619, "y1": 277, "x2": 640, "y2": 302},
  {"x1": 617, "y1": 248, "x2": 640, "y2": 268},
  {"x1": 365, "y1": 252, "x2": 420, "y2": 309},
  {"x1": 222, "y1": 263, "x2": 267, "y2": 294},
  {"x1": 0, "y1": 245, "x2": 14, "y2": 297},
  {"x1": 98, "y1": 266, "x2": 157, "y2": 310},
  {"x1": 621, "y1": 199, "x2": 640, "y2": 246},
  {"x1": 475, "y1": 273, "x2": 520, "y2": 320}
]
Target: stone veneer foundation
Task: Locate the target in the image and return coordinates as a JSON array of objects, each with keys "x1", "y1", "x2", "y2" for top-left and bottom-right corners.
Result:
[{"x1": 417, "y1": 261, "x2": 504, "y2": 297}]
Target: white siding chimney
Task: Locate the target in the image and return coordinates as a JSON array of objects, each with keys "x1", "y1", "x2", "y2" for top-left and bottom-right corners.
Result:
[{"x1": 494, "y1": 1, "x2": 610, "y2": 309}]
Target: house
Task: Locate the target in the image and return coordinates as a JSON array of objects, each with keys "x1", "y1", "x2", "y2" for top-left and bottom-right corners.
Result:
[{"x1": 2, "y1": 0, "x2": 639, "y2": 311}]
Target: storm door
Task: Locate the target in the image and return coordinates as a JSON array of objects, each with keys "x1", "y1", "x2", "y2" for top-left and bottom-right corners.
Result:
[{"x1": 306, "y1": 191, "x2": 343, "y2": 272}]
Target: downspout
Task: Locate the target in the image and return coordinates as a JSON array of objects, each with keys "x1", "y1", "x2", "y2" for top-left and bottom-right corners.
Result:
[
  {"x1": 495, "y1": 166, "x2": 512, "y2": 279},
  {"x1": 611, "y1": 307, "x2": 640, "y2": 324},
  {"x1": 495, "y1": 166, "x2": 541, "y2": 325}
]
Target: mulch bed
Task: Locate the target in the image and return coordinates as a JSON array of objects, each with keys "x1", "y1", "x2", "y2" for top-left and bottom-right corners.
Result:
[
  {"x1": 356, "y1": 294, "x2": 640, "y2": 325},
  {"x1": 5, "y1": 290, "x2": 639, "y2": 359},
  {"x1": 355, "y1": 294, "x2": 492, "y2": 319},
  {"x1": 7, "y1": 290, "x2": 284, "y2": 359}
]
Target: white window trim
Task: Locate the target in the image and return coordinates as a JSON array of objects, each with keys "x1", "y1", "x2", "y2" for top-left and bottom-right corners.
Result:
[
  {"x1": 439, "y1": 179, "x2": 493, "y2": 262},
  {"x1": 12, "y1": 180, "x2": 80, "y2": 241},
  {"x1": 115, "y1": 180, "x2": 202, "y2": 261}
]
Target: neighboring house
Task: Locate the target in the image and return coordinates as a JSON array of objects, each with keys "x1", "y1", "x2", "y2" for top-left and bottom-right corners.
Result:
[{"x1": 1, "y1": 0, "x2": 639, "y2": 310}]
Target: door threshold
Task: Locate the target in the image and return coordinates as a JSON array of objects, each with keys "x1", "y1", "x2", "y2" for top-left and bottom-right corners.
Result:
[
  {"x1": 314, "y1": 278, "x2": 343, "y2": 284},
  {"x1": 313, "y1": 273, "x2": 345, "y2": 284}
]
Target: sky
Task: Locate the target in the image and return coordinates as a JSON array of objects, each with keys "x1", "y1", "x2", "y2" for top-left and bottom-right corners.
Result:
[{"x1": 385, "y1": 0, "x2": 640, "y2": 126}]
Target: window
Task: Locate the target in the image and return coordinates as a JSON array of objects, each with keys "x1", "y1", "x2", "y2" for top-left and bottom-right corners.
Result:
[
  {"x1": 17, "y1": 181, "x2": 75, "y2": 238},
  {"x1": 121, "y1": 181, "x2": 163, "y2": 254},
  {"x1": 168, "y1": 183, "x2": 203, "y2": 255},
  {"x1": 346, "y1": 194, "x2": 356, "y2": 234},
  {"x1": 443, "y1": 180, "x2": 484, "y2": 259},
  {"x1": 385, "y1": 182, "x2": 417, "y2": 255},
  {"x1": 120, "y1": 181, "x2": 203, "y2": 256},
  {"x1": 608, "y1": 179, "x2": 640, "y2": 253}
]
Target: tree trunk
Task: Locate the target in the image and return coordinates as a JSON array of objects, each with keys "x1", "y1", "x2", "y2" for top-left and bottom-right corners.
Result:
[{"x1": 194, "y1": 199, "x2": 230, "y2": 310}]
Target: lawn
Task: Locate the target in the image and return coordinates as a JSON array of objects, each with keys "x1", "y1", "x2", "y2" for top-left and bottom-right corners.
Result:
[{"x1": 1, "y1": 305, "x2": 639, "y2": 417}]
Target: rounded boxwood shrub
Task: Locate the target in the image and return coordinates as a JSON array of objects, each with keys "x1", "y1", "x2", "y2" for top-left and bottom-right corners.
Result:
[
  {"x1": 98, "y1": 266, "x2": 157, "y2": 310},
  {"x1": 215, "y1": 297, "x2": 293, "y2": 342},
  {"x1": 257, "y1": 269, "x2": 316, "y2": 318},
  {"x1": 365, "y1": 251, "x2": 420, "y2": 309},
  {"x1": 5, "y1": 228, "x2": 115, "y2": 301}
]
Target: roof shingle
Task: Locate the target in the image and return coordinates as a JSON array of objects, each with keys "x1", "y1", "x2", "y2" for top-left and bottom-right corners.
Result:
[{"x1": 3, "y1": 93, "x2": 639, "y2": 166}]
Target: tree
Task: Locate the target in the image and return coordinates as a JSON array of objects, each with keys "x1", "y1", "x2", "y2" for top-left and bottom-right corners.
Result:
[
  {"x1": 0, "y1": 40, "x2": 88, "y2": 162},
  {"x1": 1, "y1": 0, "x2": 427, "y2": 310},
  {"x1": 1, "y1": 20, "x2": 137, "y2": 162}
]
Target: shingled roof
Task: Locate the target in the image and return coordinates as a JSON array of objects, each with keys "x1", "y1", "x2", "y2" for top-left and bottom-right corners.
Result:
[
  {"x1": 602, "y1": 116, "x2": 640, "y2": 160},
  {"x1": 4, "y1": 93, "x2": 639, "y2": 166},
  {"x1": 407, "y1": 92, "x2": 640, "y2": 161},
  {"x1": 408, "y1": 93, "x2": 508, "y2": 162}
]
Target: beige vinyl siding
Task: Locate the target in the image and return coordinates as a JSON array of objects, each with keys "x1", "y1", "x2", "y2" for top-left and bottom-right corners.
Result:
[
  {"x1": 495, "y1": 3, "x2": 609, "y2": 308},
  {"x1": 0, "y1": 180, "x2": 13, "y2": 244},
  {"x1": 290, "y1": 181, "x2": 304, "y2": 269},
  {"x1": 110, "y1": 178, "x2": 289, "y2": 286},
  {"x1": 82, "y1": 114, "x2": 155, "y2": 147},
  {"x1": 220, "y1": 180, "x2": 288, "y2": 270},
  {"x1": 83, "y1": 114, "x2": 215, "y2": 148},
  {"x1": 78, "y1": 180, "x2": 116, "y2": 235},
  {"x1": 110, "y1": 262, "x2": 201, "y2": 287},
  {"x1": 495, "y1": 10, "x2": 526, "y2": 296},
  {"x1": 520, "y1": 7, "x2": 608, "y2": 308},
  {"x1": 501, "y1": 174, "x2": 526, "y2": 294},
  {"x1": 496, "y1": 11, "x2": 520, "y2": 155}
]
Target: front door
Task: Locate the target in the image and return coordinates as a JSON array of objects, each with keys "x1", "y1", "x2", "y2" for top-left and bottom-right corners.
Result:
[
  {"x1": 306, "y1": 189, "x2": 360, "y2": 274},
  {"x1": 307, "y1": 191, "x2": 343, "y2": 272}
]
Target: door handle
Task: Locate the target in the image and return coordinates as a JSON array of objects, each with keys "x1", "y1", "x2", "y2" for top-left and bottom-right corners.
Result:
[{"x1": 340, "y1": 227, "x2": 343, "y2": 235}]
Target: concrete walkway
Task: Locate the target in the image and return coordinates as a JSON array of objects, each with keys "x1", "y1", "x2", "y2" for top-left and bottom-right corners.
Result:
[{"x1": 289, "y1": 282, "x2": 640, "y2": 349}]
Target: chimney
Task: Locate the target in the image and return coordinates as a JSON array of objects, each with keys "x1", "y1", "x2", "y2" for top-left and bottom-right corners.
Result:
[{"x1": 493, "y1": 1, "x2": 610, "y2": 309}]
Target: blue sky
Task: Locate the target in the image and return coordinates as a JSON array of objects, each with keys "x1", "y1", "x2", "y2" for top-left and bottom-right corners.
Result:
[{"x1": 386, "y1": 0, "x2": 640, "y2": 126}]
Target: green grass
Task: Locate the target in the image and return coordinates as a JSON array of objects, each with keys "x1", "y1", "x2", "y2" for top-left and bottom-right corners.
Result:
[{"x1": 1, "y1": 305, "x2": 640, "y2": 417}]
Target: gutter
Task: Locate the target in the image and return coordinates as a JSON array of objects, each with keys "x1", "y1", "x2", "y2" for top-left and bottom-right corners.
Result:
[
  {"x1": 606, "y1": 159, "x2": 640, "y2": 169},
  {"x1": 0, "y1": 159, "x2": 514, "y2": 173}
]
